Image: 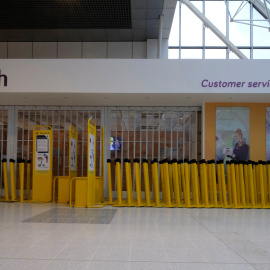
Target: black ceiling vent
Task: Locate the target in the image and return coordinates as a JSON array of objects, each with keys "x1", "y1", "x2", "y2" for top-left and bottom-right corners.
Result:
[{"x1": 0, "y1": 0, "x2": 131, "y2": 29}]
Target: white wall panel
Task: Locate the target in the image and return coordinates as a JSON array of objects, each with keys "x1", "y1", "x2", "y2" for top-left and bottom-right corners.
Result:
[
  {"x1": 8, "y1": 42, "x2": 32, "y2": 59},
  {"x1": 0, "y1": 43, "x2": 7, "y2": 59},
  {"x1": 147, "y1": 39, "x2": 169, "y2": 59},
  {"x1": 133, "y1": 42, "x2": 147, "y2": 59},
  {"x1": 108, "y1": 42, "x2": 132, "y2": 59},
  {"x1": 82, "y1": 42, "x2": 107, "y2": 58},
  {"x1": 33, "y1": 42, "x2": 57, "y2": 59},
  {"x1": 58, "y1": 42, "x2": 82, "y2": 58}
]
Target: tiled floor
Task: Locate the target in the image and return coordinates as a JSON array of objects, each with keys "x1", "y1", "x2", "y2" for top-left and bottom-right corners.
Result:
[{"x1": 1, "y1": 203, "x2": 270, "y2": 270}]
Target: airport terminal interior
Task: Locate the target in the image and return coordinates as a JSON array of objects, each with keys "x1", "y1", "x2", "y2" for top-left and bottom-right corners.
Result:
[{"x1": 1, "y1": 0, "x2": 270, "y2": 269}]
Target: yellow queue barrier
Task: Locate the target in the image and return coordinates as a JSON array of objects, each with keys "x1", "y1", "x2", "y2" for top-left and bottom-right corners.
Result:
[
  {"x1": 19, "y1": 160, "x2": 25, "y2": 202},
  {"x1": 27, "y1": 160, "x2": 31, "y2": 200},
  {"x1": 107, "y1": 159, "x2": 114, "y2": 205},
  {"x1": 151, "y1": 159, "x2": 163, "y2": 207},
  {"x1": 1, "y1": 159, "x2": 9, "y2": 201},
  {"x1": 9, "y1": 159, "x2": 17, "y2": 201},
  {"x1": 134, "y1": 159, "x2": 144, "y2": 207},
  {"x1": 142, "y1": 159, "x2": 155, "y2": 207},
  {"x1": 199, "y1": 160, "x2": 210, "y2": 207},
  {"x1": 125, "y1": 158, "x2": 135, "y2": 206},
  {"x1": 172, "y1": 160, "x2": 181, "y2": 207}
]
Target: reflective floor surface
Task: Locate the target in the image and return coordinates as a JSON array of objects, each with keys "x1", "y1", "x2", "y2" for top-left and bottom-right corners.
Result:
[{"x1": 0, "y1": 202, "x2": 270, "y2": 270}]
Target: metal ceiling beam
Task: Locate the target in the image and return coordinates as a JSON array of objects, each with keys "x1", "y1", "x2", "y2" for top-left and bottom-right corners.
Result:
[
  {"x1": 249, "y1": 0, "x2": 270, "y2": 21},
  {"x1": 180, "y1": 0, "x2": 248, "y2": 59}
]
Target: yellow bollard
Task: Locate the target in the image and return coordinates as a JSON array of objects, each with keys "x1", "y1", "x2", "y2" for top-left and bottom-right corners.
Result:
[
  {"x1": 19, "y1": 160, "x2": 25, "y2": 202},
  {"x1": 143, "y1": 159, "x2": 152, "y2": 207},
  {"x1": 200, "y1": 160, "x2": 209, "y2": 207},
  {"x1": 230, "y1": 161, "x2": 238, "y2": 208},
  {"x1": 115, "y1": 158, "x2": 123, "y2": 206},
  {"x1": 177, "y1": 161, "x2": 183, "y2": 205},
  {"x1": 184, "y1": 159, "x2": 191, "y2": 207},
  {"x1": 159, "y1": 160, "x2": 166, "y2": 202},
  {"x1": 172, "y1": 159, "x2": 181, "y2": 207},
  {"x1": 258, "y1": 161, "x2": 266, "y2": 207},
  {"x1": 268, "y1": 161, "x2": 270, "y2": 205},
  {"x1": 235, "y1": 162, "x2": 240, "y2": 204},
  {"x1": 9, "y1": 159, "x2": 16, "y2": 201},
  {"x1": 164, "y1": 160, "x2": 172, "y2": 207},
  {"x1": 248, "y1": 161, "x2": 256, "y2": 208},
  {"x1": 168, "y1": 161, "x2": 174, "y2": 202},
  {"x1": 107, "y1": 159, "x2": 113, "y2": 204},
  {"x1": 152, "y1": 159, "x2": 162, "y2": 207},
  {"x1": 27, "y1": 160, "x2": 31, "y2": 200},
  {"x1": 190, "y1": 160, "x2": 200, "y2": 207},
  {"x1": 243, "y1": 161, "x2": 249, "y2": 205},
  {"x1": 263, "y1": 161, "x2": 268, "y2": 204},
  {"x1": 239, "y1": 162, "x2": 246, "y2": 208},
  {"x1": 253, "y1": 162, "x2": 258, "y2": 204},
  {"x1": 255, "y1": 162, "x2": 260, "y2": 203},
  {"x1": 220, "y1": 162, "x2": 229, "y2": 208},
  {"x1": 210, "y1": 160, "x2": 218, "y2": 207},
  {"x1": 226, "y1": 161, "x2": 232, "y2": 206},
  {"x1": 2, "y1": 159, "x2": 9, "y2": 201},
  {"x1": 207, "y1": 161, "x2": 214, "y2": 205},
  {"x1": 180, "y1": 161, "x2": 186, "y2": 206},
  {"x1": 134, "y1": 159, "x2": 144, "y2": 206},
  {"x1": 217, "y1": 161, "x2": 222, "y2": 205},
  {"x1": 125, "y1": 159, "x2": 134, "y2": 206}
]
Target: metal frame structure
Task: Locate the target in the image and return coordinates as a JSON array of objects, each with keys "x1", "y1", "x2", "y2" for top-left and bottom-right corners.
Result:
[{"x1": 169, "y1": 0, "x2": 270, "y2": 59}]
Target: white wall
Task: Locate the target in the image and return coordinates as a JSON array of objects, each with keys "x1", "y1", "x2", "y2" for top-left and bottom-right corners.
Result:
[{"x1": 0, "y1": 41, "x2": 150, "y2": 59}]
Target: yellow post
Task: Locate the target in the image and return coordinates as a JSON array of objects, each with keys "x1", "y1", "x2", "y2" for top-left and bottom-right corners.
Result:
[
  {"x1": 235, "y1": 162, "x2": 240, "y2": 204},
  {"x1": 268, "y1": 161, "x2": 270, "y2": 205},
  {"x1": 253, "y1": 162, "x2": 258, "y2": 204},
  {"x1": 191, "y1": 160, "x2": 199, "y2": 207},
  {"x1": 177, "y1": 161, "x2": 183, "y2": 205},
  {"x1": 27, "y1": 160, "x2": 31, "y2": 200},
  {"x1": 230, "y1": 161, "x2": 238, "y2": 208},
  {"x1": 134, "y1": 159, "x2": 143, "y2": 206},
  {"x1": 217, "y1": 161, "x2": 222, "y2": 205},
  {"x1": 248, "y1": 161, "x2": 256, "y2": 208},
  {"x1": 184, "y1": 160, "x2": 191, "y2": 207},
  {"x1": 211, "y1": 160, "x2": 218, "y2": 207},
  {"x1": 168, "y1": 161, "x2": 174, "y2": 202},
  {"x1": 107, "y1": 159, "x2": 113, "y2": 204},
  {"x1": 258, "y1": 161, "x2": 265, "y2": 207},
  {"x1": 115, "y1": 158, "x2": 123, "y2": 205},
  {"x1": 220, "y1": 162, "x2": 228, "y2": 208},
  {"x1": 243, "y1": 162, "x2": 249, "y2": 205},
  {"x1": 125, "y1": 159, "x2": 133, "y2": 206},
  {"x1": 152, "y1": 159, "x2": 161, "y2": 207},
  {"x1": 164, "y1": 160, "x2": 172, "y2": 207},
  {"x1": 255, "y1": 163, "x2": 260, "y2": 203},
  {"x1": 226, "y1": 161, "x2": 232, "y2": 206},
  {"x1": 172, "y1": 160, "x2": 181, "y2": 207},
  {"x1": 207, "y1": 161, "x2": 213, "y2": 204},
  {"x1": 200, "y1": 160, "x2": 209, "y2": 207},
  {"x1": 239, "y1": 162, "x2": 246, "y2": 207},
  {"x1": 180, "y1": 161, "x2": 186, "y2": 205},
  {"x1": 160, "y1": 160, "x2": 166, "y2": 202},
  {"x1": 263, "y1": 161, "x2": 268, "y2": 204},
  {"x1": 128, "y1": 160, "x2": 134, "y2": 204},
  {"x1": 2, "y1": 159, "x2": 9, "y2": 201},
  {"x1": 19, "y1": 160, "x2": 25, "y2": 202},
  {"x1": 143, "y1": 159, "x2": 151, "y2": 206},
  {"x1": 10, "y1": 159, "x2": 16, "y2": 201}
]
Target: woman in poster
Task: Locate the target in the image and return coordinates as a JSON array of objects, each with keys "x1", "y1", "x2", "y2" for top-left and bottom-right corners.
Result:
[{"x1": 227, "y1": 128, "x2": 249, "y2": 161}]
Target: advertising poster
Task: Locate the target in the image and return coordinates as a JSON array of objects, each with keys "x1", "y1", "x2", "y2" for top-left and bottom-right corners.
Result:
[
  {"x1": 89, "y1": 134, "x2": 95, "y2": 171},
  {"x1": 35, "y1": 135, "x2": 50, "y2": 170},
  {"x1": 266, "y1": 108, "x2": 270, "y2": 160},
  {"x1": 216, "y1": 107, "x2": 250, "y2": 162}
]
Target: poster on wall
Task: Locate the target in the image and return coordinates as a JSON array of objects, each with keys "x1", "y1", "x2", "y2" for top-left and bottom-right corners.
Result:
[
  {"x1": 70, "y1": 138, "x2": 76, "y2": 171},
  {"x1": 35, "y1": 135, "x2": 50, "y2": 170},
  {"x1": 266, "y1": 108, "x2": 270, "y2": 160},
  {"x1": 216, "y1": 107, "x2": 250, "y2": 162},
  {"x1": 89, "y1": 134, "x2": 95, "y2": 171}
]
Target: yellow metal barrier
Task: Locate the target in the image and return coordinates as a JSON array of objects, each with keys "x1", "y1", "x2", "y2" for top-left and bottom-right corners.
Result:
[
  {"x1": 152, "y1": 159, "x2": 162, "y2": 207},
  {"x1": 199, "y1": 160, "x2": 209, "y2": 207},
  {"x1": 220, "y1": 161, "x2": 229, "y2": 208},
  {"x1": 239, "y1": 162, "x2": 246, "y2": 208},
  {"x1": 2, "y1": 159, "x2": 9, "y2": 201},
  {"x1": 107, "y1": 159, "x2": 113, "y2": 205},
  {"x1": 114, "y1": 158, "x2": 126, "y2": 207},
  {"x1": 143, "y1": 159, "x2": 154, "y2": 207},
  {"x1": 248, "y1": 161, "x2": 256, "y2": 208},
  {"x1": 226, "y1": 161, "x2": 232, "y2": 206},
  {"x1": 19, "y1": 160, "x2": 25, "y2": 202},
  {"x1": 172, "y1": 160, "x2": 181, "y2": 207},
  {"x1": 184, "y1": 159, "x2": 191, "y2": 207},
  {"x1": 177, "y1": 161, "x2": 184, "y2": 206},
  {"x1": 190, "y1": 160, "x2": 200, "y2": 207},
  {"x1": 134, "y1": 159, "x2": 144, "y2": 206},
  {"x1": 230, "y1": 161, "x2": 239, "y2": 208},
  {"x1": 168, "y1": 161, "x2": 174, "y2": 202},
  {"x1": 164, "y1": 160, "x2": 172, "y2": 207},
  {"x1": 27, "y1": 160, "x2": 31, "y2": 200},
  {"x1": 243, "y1": 162, "x2": 249, "y2": 205},
  {"x1": 125, "y1": 159, "x2": 134, "y2": 206},
  {"x1": 159, "y1": 160, "x2": 166, "y2": 203},
  {"x1": 10, "y1": 159, "x2": 16, "y2": 201}
]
